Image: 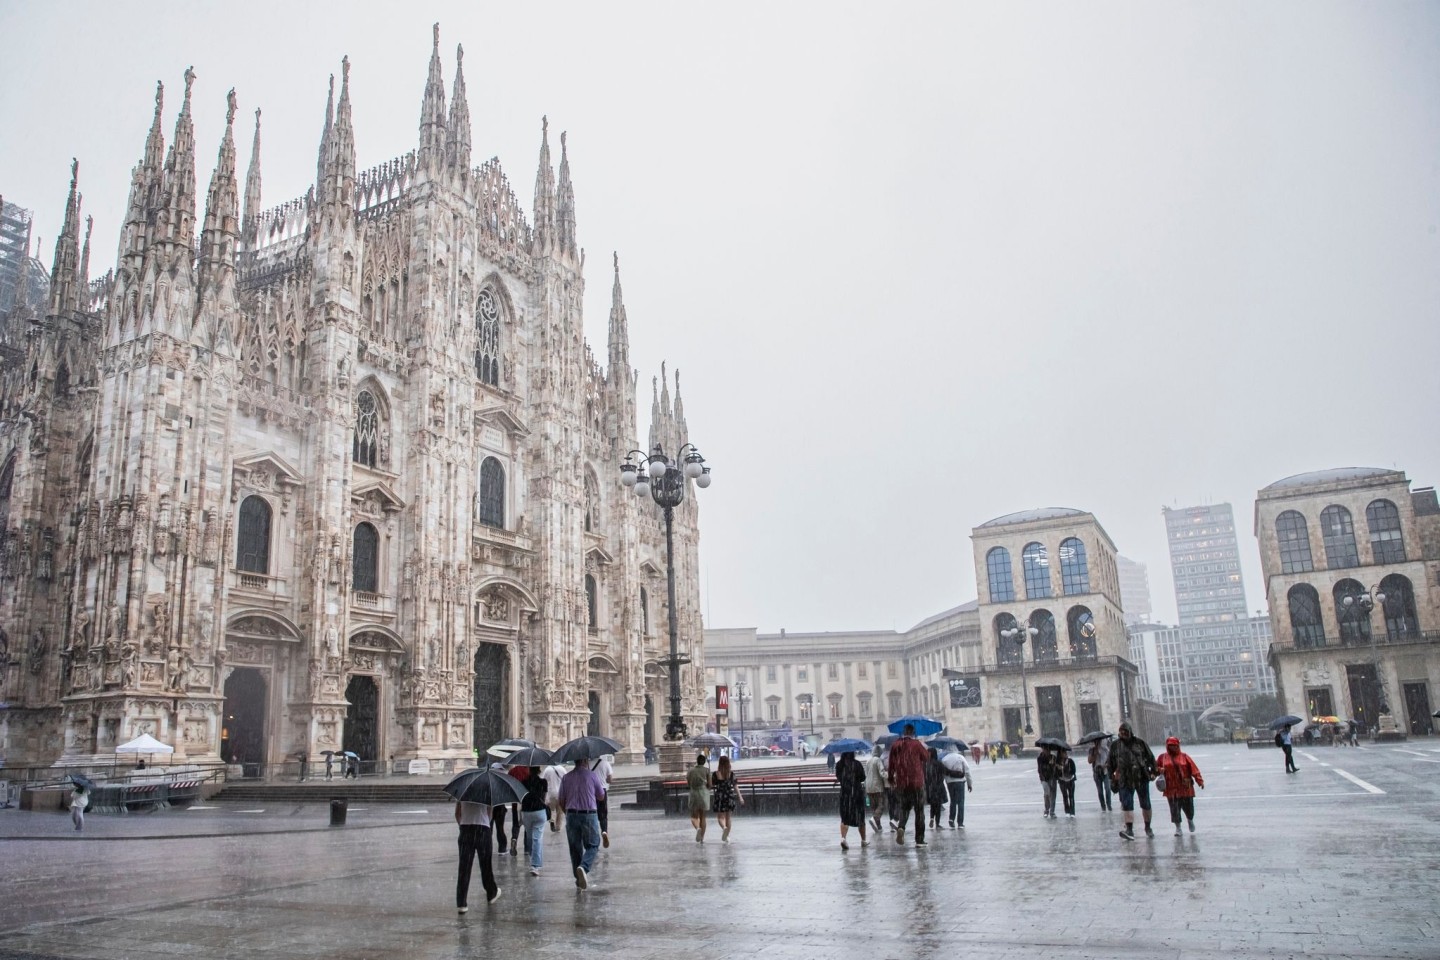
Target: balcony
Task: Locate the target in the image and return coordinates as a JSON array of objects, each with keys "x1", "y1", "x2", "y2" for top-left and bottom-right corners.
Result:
[
  {"x1": 975, "y1": 654, "x2": 1133, "y2": 676},
  {"x1": 349, "y1": 591, "x2": 397, "y2": 620},
  {"x1": 227, "y1": 569, "x2": 291, "y2": 607},
  {"x1": 1269, "y1": 631, "x2": 1439, "y2": 655}
]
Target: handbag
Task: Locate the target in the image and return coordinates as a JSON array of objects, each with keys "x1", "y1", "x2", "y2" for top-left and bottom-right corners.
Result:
[{"x1": 1155, "y1": 772, "x2": 1166, "y2": 792}]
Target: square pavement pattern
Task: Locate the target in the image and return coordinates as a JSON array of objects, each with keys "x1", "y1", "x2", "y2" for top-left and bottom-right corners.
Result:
[{"x1": 1, "y1": 742, "x2": 1436, "y2": 959}]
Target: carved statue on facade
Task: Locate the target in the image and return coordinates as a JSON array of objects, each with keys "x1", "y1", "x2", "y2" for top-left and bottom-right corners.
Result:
[
  {"x1": 28, "y1": 628, "x2": 46, "y2": 674},
  {"x1": 71, "y1": 610, "x2": 91, "y2": 651},
  {"x1": 119, "y1": 638, "x2": 138, "y2": 688},
  {"x1": 165, "y1": 647, "x2": 190, "y2": 692}
]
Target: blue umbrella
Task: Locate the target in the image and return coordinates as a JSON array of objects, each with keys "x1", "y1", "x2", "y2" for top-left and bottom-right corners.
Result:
[
  {"x1": 820, "y1": 738, "x2": 872, "y2": 755},
  {"x1": 887, "y1": 715, "x2": 943, "y2": 737}
]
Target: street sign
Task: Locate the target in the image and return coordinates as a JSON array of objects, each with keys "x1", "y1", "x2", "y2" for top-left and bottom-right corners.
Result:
[{"x1": 715, "y1": 685, "x2": 729, "y2": 711}]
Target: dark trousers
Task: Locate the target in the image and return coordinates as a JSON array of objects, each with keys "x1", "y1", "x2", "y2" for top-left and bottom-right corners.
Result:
[
  {"x1": 896, "y1": 786, "x2": 926, "y2": 842},
  {"x1": 1093, "y1": 770, "x2": 1112, "y2": 810},
  {"x1": 598, "y1": 794, "x2": 609, "y2": 834},
  {"x1": 1167, "y1": 796, "x2": 1195, "y2": 824},
  {"x1": 1282, "y1": 744, "x2": 1297, "y2": 772},
  {"x1": 1059, "y1": 780, "x2": 1076, "y2": 815},
  {"x1": 945, "y1": 780, "x2": 966, "y2": 825},
  {"x1": 494, "y1": 805, "x2": 517, "y2": 848},
  {"x1": 885, "y1": 787, "x2": 899, "y2": 823},
  {"x1": 457, "y1": 825, "x2": 496, "y2": 907},
  {"x1": 927, "y1": 799, "x2": 943, "y2": 823}
]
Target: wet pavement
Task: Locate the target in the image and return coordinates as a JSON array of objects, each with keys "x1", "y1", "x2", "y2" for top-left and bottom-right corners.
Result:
[{"x1": 1, "y1": 741, "x2": 1436, "y2": 959}]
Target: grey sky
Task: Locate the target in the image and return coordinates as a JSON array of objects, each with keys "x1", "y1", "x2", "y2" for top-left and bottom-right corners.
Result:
[{"x1": 2, "y1": 2, "x2": 1436, "y2": 631}]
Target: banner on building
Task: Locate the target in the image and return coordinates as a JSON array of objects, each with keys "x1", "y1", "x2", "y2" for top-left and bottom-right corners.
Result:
[
  {"x1": 715, "y1": 685, "x2": 729, "y2": 712},
  {"x1": 948, "y1": 677, "x2": 982, "y2": 708}
]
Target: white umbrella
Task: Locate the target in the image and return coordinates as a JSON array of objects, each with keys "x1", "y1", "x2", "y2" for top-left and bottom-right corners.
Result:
[{"x1": 115, "y1": 733, "x2": 174, "y2": 754}]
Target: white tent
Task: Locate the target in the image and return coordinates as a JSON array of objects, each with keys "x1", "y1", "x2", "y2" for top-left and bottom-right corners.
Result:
[{"x1": 115, "y1": 733, "x2": 175, "y2": 755}]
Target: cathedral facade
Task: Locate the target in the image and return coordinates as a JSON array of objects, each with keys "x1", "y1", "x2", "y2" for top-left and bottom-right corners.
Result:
[{"x1": 0, "y1": 27, "x2": 706, "y2": 770}]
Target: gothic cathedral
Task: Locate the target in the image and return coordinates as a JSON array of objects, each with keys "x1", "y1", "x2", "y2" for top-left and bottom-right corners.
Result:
[{"x1": 0, "y1": 27, "x2": 706, "y2": 770}]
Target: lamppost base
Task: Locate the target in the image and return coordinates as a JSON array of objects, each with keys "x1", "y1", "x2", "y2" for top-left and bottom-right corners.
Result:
[{"x1": 656, "y1": 741, "x2": 692, "y2": 778}]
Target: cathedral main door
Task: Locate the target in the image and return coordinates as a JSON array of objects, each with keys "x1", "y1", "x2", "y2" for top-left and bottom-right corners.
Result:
[
  {"x1": 343, "y1": 676, "x2": 379, "y2": 767},
  {"x1": 472, "y1": 644, "x2": 507, "y2": 749},
  {"x1": 221, "y1": 668, "x2": 267, "y2": 770}
]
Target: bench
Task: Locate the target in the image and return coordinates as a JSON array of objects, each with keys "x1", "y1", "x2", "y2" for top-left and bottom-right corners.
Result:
[{"x1": 641, "y1": 775, "x2": 843, "y2": 815}]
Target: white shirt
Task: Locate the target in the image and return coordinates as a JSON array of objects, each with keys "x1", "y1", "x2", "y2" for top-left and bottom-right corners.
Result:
[
  {"x1": 71, "y1": 792, "x2": 89, "y2": 812},
  {"x1": 591, "y1": 756, "x2": 614, "y2": 795},
  {"x1": 456, "y1": 801, "x2": 492, "y2": 826},
  {"x1": 541, "y1": 764, "x2": 565, "y2": 798}
]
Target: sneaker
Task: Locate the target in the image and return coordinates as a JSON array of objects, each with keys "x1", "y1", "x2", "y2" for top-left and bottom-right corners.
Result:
[
  {"x1": 509, "y1": 842, "x2": 518, "y2": 857},
  {"x1": 574, "y1": 866, "x2": 588, "y2": 890},
  {"x1": 1067, "y1": 813, "x2": 1075, "y2": 819},
  {"x1": 530, "y1": 867, "x2": 540, "y2": 876},
  {"x1": 722, "y1": 826, "x2": 730, "y2": 842},
  {"x1": 551, "y1": 821, "x2": 559, "y2": 832},
  {"x1": 1174, "y1": 825, "x2": 1183, "y2": 836},
  {"x1": 896, "y1": 828, "x2": 905, "y2": 845},
  {"x1": 840, "y1": 840, "x2": 848, "y2": 851},
  {"x1": 1119, "y1": 829, "x2": 1134, "y2": 841},
  {"x1": 915, "y1": 838, "x2": 927, "y2": 846},
  {"x1": 1188, "y1": 820, "x2": 1196, "y2": 833},
  {"x1": 695, "y1": 827, "x2": 703, "y2": 842},
  {"x1": 1144, "y1": 826, "x2": 1155, "y2": 838},
  {"x1": 487, "y1": 887, "x2": 502, "y2": 905},
  {"x1": 861, "y1": 839, "x2": 869, "y2": 847},
  {"x1": 457, "y1": 905, "x2": 468, "y2": 914},
  {"x1": 602, "y1": 831, "x2": 610, "y2": 849}
]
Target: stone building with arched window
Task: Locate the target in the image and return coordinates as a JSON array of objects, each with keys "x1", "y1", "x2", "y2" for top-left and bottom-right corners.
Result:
[
  {"x1": 1256, "y1": 467, "x2": 1440, "y2": 738},
  {"x1": 0, "y1": 30, "x2": 705, "y2": 770}
]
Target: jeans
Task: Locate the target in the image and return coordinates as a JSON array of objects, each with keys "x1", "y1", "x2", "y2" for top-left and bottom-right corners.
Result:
[
  {"x1": 456, "y1": 824, "x2": 496, "y2": 907},
  {"x1": 565, "y1": 810, "x2": 601, "y2": 873},
  {"x1": 1093, "y1": 770, "x2": 1112, "y2": 810},
  {"x1": 1059, "y1": 779, "x2": 1075, "y2": 815},
  {"x1": 895, "y1": 787, "x2": 926, "y2": 842},
  {"x1": 522, "y1": 810, "x2": 548, "y2": 868},
  {"x1": 1117, "y1": 781, "x2": 1152, "y2": 812},
  {"x1": 1042, "y1": 779, "x2": 1057, "y2": 815},
  {"x1": 1282, "y1": 744, "x2": 1297, "y2": 772},
  {"x1": 944, "y1": 780, "x2": 966, "y2": 825}
]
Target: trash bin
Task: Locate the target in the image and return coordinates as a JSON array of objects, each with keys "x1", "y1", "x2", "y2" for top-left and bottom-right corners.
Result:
[{"x1": 329, "y1": 797, "x2": 347, "y2": 826}]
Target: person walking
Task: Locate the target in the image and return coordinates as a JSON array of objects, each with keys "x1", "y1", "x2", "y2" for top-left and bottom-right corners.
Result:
[
  {"x1": 324, "y1": 753, "x2": 334, "y2": 781},
  {"x1": 454, "y1": 799, "x2": 500, "y2": 913},
  {"x1": 863, "y1": 749, "x2": 887, "y2": 832},
  {"x1": 942, "y1": 750, "x2": 973, "y2": 829},
  {"x1": 835, "y1": 749, "x2": 868, "y2": 850},
  {"x1": 1277, "y1": 724, "x2": 1299, "y2": 773},
  {"x1": 519, "y1": 766, "x2": 549, "y2": 876},
  {"x1": 541, "y1": 762, "x2": 566, "y2": 832},
  {"x1": 887, "y1": 723, "x2": 929, "y2": 846},
  {"x1": 1037, "y1": 745, "x2": 1059, "y2": 818},
  {"x1": 1347, "y1": 721, "x2": 1360, "y2": 748},
  {"x1": 687, "y1": 753, "x2": 711, "y2": 842},
  {"x1": 1057, "y1": 748, "x2": 1077, "y2": 817},
  {"x1": 1108, "y1": 721, "x2": 1158, "y2": 840},
  {"x1": 710, "y1": 755, "x2": 744, "y2": 843},
  {"x1": 69, "y1": 784, "x2": 88, "y2": 832},
  {"x1": 592, "y1": 753, "x2": 615, "y2": 848},
  {"x1": 924, "y1": 748, "x2": 947, "y2": 830},
  {"x1": 826, "y1": 749, "x2": 838, "y2": 774},
  {"x1": 557, "y1": 758, "x2": 605, "y2": 890},
  {"x1": 1155, "y1": 736, "x2": 1205, "y2": 835},
  {"x1": 989, "y1": 743, "x2": 998, "y2": 764},
  {"x1": 1088, "y1": 736, "x2": 1113, "y2": 811}
]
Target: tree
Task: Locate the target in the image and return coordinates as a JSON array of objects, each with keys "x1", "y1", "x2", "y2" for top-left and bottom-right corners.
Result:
[{"x1": 1243, "y1": 694, "x2": 1284, "y2": 729}]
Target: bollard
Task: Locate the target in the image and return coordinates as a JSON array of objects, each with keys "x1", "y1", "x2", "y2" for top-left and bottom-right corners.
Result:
[{"x1": 329, "y1": 797, "x2": 347, "y2": 826}]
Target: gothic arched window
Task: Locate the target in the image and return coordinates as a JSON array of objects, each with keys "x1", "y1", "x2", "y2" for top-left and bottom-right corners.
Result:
[
  {"x1": 353, "y1": 390, "x2": 379, "y2": 467},
  {"x1": 1059, "y1": 537, "x2": 1090, "y2": 595},
  {"x1": 1320, "y1": 505, "x2": 1359, "y2": 569},
  {"x1": 475, "y1": 287, "x2": 501, "y2": 387},
  {"x1": 1030, "y1": 609, "x2": 1058, "y2": 663},
  {"x1": 1022, "y1": 542, "x2": 1051, "y2": 599},
  {"x1": 352, "y1": 522, "x2": 379, "y2": 593},
  {"x1": 1287, "y1": 584, "x2": 1324, "y2": 648},
  {"x1": 1366, "y1": 499, "x2": 1406, "y2": 564},
  {"x1": 1276, "y1": 511, "x2": 1314, "y2": 574},
  {"x1": 236, "y1": 496, "x2": 272, "y2": 574},
  {"x1": 986, "y1": 547, "x2": 1015, "y2": 603},
  {"x1": 478, "y1": 457, "x2": 505, "y2": 529},
  {"x1": 585, "y1": 574, "x2": 598, "y2": 631}
]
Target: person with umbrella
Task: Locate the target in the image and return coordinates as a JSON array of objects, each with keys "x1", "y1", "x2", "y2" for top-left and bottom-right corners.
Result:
[
  {"x1": 711, "y1": 754, "x2": 744, "y2": 843},
  {"x1": 518, "y1": 766, "x2": 549, "y2": 875},
  {"x1": 592, "y1": 753, "x2": 615, "y2": 849},
  {"x1": 1036, "y1": 742, "x2": 1060, "y2": 818},
  {"x1": 923, "y1": 747, "x2": 948, "y2": 831},
  {"x1": 887, "y1": 723, "x2": 930, "y2": 846},
  {"x1": 863, "y1": 747, "x2": 887, "y2": 833},
  {"x1": 556, "y1": 757, "x2": 606, "y2": 889},
  {"x1": 940, "y1": 749, "x2": 973, "y2": 829},
  {"x1": 687, "y1": 753, "x2": 711, "y2": 842},
  {"x1": 69, "y1": 780, "x2": 90, "y2": 832},
  {"x1": 1154, "y1": 736, "x2": 1205, "y2": 835},
  {"x1": 1275, "y1": 721, "x2": 1300, "y2": 774},
  {"x1": 1107, "y1": 721, "x2": 1157, "y2": 840},
  {"x1": 541, "y1": 762, "x2": 566, "y2": 833},
  {"x1": 835, "y1": 749, "x2": 868, "y2": 850},
  {"x1": 454, "y1": 796, "x2": 501, "y2": 912},
  {"x1": 1056, "y1": 747, "x2": 1077, "y2": 818},
  {"x1": 323, "y1": 750, "x2": 335, "y2": 781},
  {"x1": 1083, "y1": 734, "x2": 1113, "y2": 812}
]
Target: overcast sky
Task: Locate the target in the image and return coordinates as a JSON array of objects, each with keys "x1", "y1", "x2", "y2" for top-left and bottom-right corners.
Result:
[{"x1": 2, "y1": 2, "x2": 1436, "y2": 632}]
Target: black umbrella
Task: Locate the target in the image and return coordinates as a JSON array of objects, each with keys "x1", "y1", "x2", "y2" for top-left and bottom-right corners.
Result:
[
  {"x1": 491, "y1": 746, "x2": 553, "y2": 768},
  {"x1": 486, "y1": 738, "x2": 538, "y2": 759},
  {"x1": 444, "y1": 767, "x2": 528, "y2": 806},
  {"x1": 1269, "y1": 715, "x2": 1303, "y2": 730},
  {"x1": 926, "y1": 736, "x2": 968, "y2": 752},
  {"x1": 320, "y1": 750, "x2": 337, "y2": 757},
  {"x1": 1036, "y1": 736, "x2": 1071, "y2": 751},
  {"x1": 69, "y1": 774, "x2": 97, "y2": 792},
  {"x1": 549, "y1": 735, "x2": 625, "y2": 764},
  {"x1": 873, "y1": 733, "x2": 900, "y2": 748},
  {"x1": 1076, "y1": 730, "x2": 1112, "y2": 745}
]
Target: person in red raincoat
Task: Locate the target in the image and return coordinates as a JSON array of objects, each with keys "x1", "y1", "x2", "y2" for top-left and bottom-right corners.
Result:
[{"x1": 1154, "y1": 736, "x2": 1204, "y2": 835}]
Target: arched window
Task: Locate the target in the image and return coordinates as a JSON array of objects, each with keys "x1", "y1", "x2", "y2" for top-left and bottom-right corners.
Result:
[
  {"x1": 475, "y1": 286, "x2": 501, "y2": 387},
  {"x1": 352, "y1": 522, "x2": 379, "y2": 594},
  {"x1": 236, "y1": 496, "x2": 272, "y2": 574},
  {"x1": 986, "y1": 547, "x2": 1015, "y2": 603},
  {"x1": 584, "y1": 574, "x2": 598, "y2": 631},
  {"x1": 1030, "y1": 609, "x2": 1058, "y2": 663},
  {"x1": 1320, "y1": 506, "x2": 1359, "y2": 569},
  {"x1": 1333, "y1": 579, "x2": 1370, "y2": 646},
  {"x1": 639, "y1": 586, "x2": 650, "y2": 634},
  {"x1": 478, "y1": 457, "x2": 505, "y2": 529},
  {"x1": 1059, "y1": 537, "x2": 1090, "y2": 595},
  {"x1": 353, "y1": 389, "x2": 379, "y2": 467},
  {"x1": 1366, "y1": 500, "x2": 1405, "y2": 564},
  {"x1": 1379, "y1": 574, "x2": 1418, "y2": 639},
  {"x1": 921, "y1": 687, "x2": 930, "y2": 713},
  {"x1": 584, "y1": 470, "x2": 600, "y2": 533},
  {"x1": 1286, "y1": 584, "x2": 1325, "y2": 648},
  {"x1": 1276, "y1": 511, "x2": 1314, "y2": 574},
  {"x1": 1067, "y1": 606, "x2": 1097, "y2": 659},
  {"x1": 994, "y1": 612, "x2": 1022, "y2": 666},
  {"x1": 1022, "y1": 542, "x2": 1052, "y2": 599}
]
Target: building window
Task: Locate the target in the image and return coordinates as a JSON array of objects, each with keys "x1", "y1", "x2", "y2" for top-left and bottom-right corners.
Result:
[
  {"x1": 828, "y1": 699, "x2": 841, "y2": 719},
  {"x1": 1022, "y1": 542, "x2": 1051, "y2": 599},
  {"x1": 858, "y1": 662, "x2": 868, "y2": 679},
  {"x1": 827, "y1": 663, "x2": 839, "y2": 680},
  {"x1": 352, "y1": 522, "x2": 379, "y2": 593},
  {"x1": 1333, "y1": 579, "x2": 1371, "y2": 645},
  {"x1": 584, "y1": 574, "x2": 598, "y2": 631},
  {"x1": 887, "y1": 692, "x2": 901, "y2": 715},
  {"x1": 1067, "y1": 605, "x2": 1097, "y2": 659},
  {"x1": 1366, "y1": 500, "x2": 1405, "y2": 564},
  {"x1": 236, "y1": 496, "x2": 271, "y2": 574},
  {"x1": 887, "y1": 662, "x2": 897, "y2": 679},
  {"x1": 799, "y1": 698, "x2": 813, "y2": 720},
  {"x1": 475, "y1": 286, "x2": 502, "y2": 386},
  {"x1": 1276, "y1": 511, "x2": 1314, "y2": 574},
  {"x1": 1379, "y1": 573, "x2": 1418, "y2": 639},
  {"x1": 995, "y1": 612, "x2": 1022, "y2": 666},
  {"x1": 1287, "y1": 584, "x2": 1325, "y2": 648},
  {"x1": 767, "y1": 702, "x2": 778, "y2": 721},
  {"x1": 1031, "y1": 609, "x2": 1058, "y2": 663},
  {"x1": 1320, "y1": 505, "x2": 1359, "y2": 569},
  {"x1": 986, "y1": 546, "x2": 1015, "y2": 602},
  {"x1": 1059, "y1": 537, "x2": 1090, "y2": 595},
  {"x1": 797, "y1": 667, "x2": 809, "y2": 682},
  {"x1": 353, "y1": 389, "x2": 380, "y2": 467},
  {"x1": 766, "y1": 665, "x2": 776, "y2": 683},
  {"x1": 478, "y1": 457, "x2": 505, "y2": 529},
  {"x1": 858, "y1": 695, "x2": 872, "y2": 718}
]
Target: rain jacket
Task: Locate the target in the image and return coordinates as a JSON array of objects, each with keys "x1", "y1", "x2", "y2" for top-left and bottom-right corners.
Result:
[
  {"x1": 863, "y1": 753, "x2": 887, "y2": 794},
  {"x1": 887, "y1": 736, "x2": 929, "y2": 791},
  {"x1": 1107, "y1": 734, "x2": 1156, "y2": 789},
  {"x1": 1155, "y1": 741, "x2": 1204, "y2": 799}
]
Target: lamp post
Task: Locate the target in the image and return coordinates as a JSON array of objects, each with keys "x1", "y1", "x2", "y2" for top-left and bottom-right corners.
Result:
[
  {"x1": 734, "y1": 679, "x2": 750, "y2": 753},
  {"x1": 1341, "y1": 585, "x2": 1391, "y2": 730},
  {"x1": 620, "y1": 443, "x2": 711, "y2": 744},
  {"x1": 1000, "y1": 622, "x2": 1038, "y2": 736},
  {"x1": 799, "y1": 693, "x2": 815, "y2": 737}
]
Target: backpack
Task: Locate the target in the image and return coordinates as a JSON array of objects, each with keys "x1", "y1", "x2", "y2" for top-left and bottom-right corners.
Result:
[{"x1": 1274, "y1": 732, "x2": 1283, "y2": 748}]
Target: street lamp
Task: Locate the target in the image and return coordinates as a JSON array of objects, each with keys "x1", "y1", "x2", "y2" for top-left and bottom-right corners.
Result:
[
  {"x1": 734, "y1": 679, "x2": 750, "y2": 752},
  {"x1": 1000, "y1": 622, "x2": 1038, "y2": 735},
  {"x1": 798, "y1": 693, "x2": 815, "y2": 737},
  {"x1": 620, "y1": 443, "x2": 711, "y2": 743},
  {"x1": 1341, "y1": 585, "x2": 1391, "y2": 728}
]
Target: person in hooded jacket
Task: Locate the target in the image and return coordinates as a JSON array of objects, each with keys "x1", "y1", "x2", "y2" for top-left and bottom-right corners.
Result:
[
  {"x1": 1107, "y1": 721, "x2": 1157, "y2": 841},
  {"x1": 1154, "y1": 736, "x2": 1205, "y2": 835}
]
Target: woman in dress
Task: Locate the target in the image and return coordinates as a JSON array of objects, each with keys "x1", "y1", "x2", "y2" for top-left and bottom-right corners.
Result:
[
  {"x1": 710, "y1": 755, "x2": 743, "y2": 842},
  {"x1": 924, "y1": 747, "x2": 948, "y2": 830},
  {"x1": 835, "y1": 749, "x2": 868, "y2": 850},
  {"x1": 686, "y1": 753, "x2": 711, "y2": 842}
]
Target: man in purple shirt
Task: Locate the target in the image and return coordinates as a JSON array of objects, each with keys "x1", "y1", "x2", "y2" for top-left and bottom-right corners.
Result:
[{"x1": 557, "y1": 758, "x2": 606, "y2": 889}]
